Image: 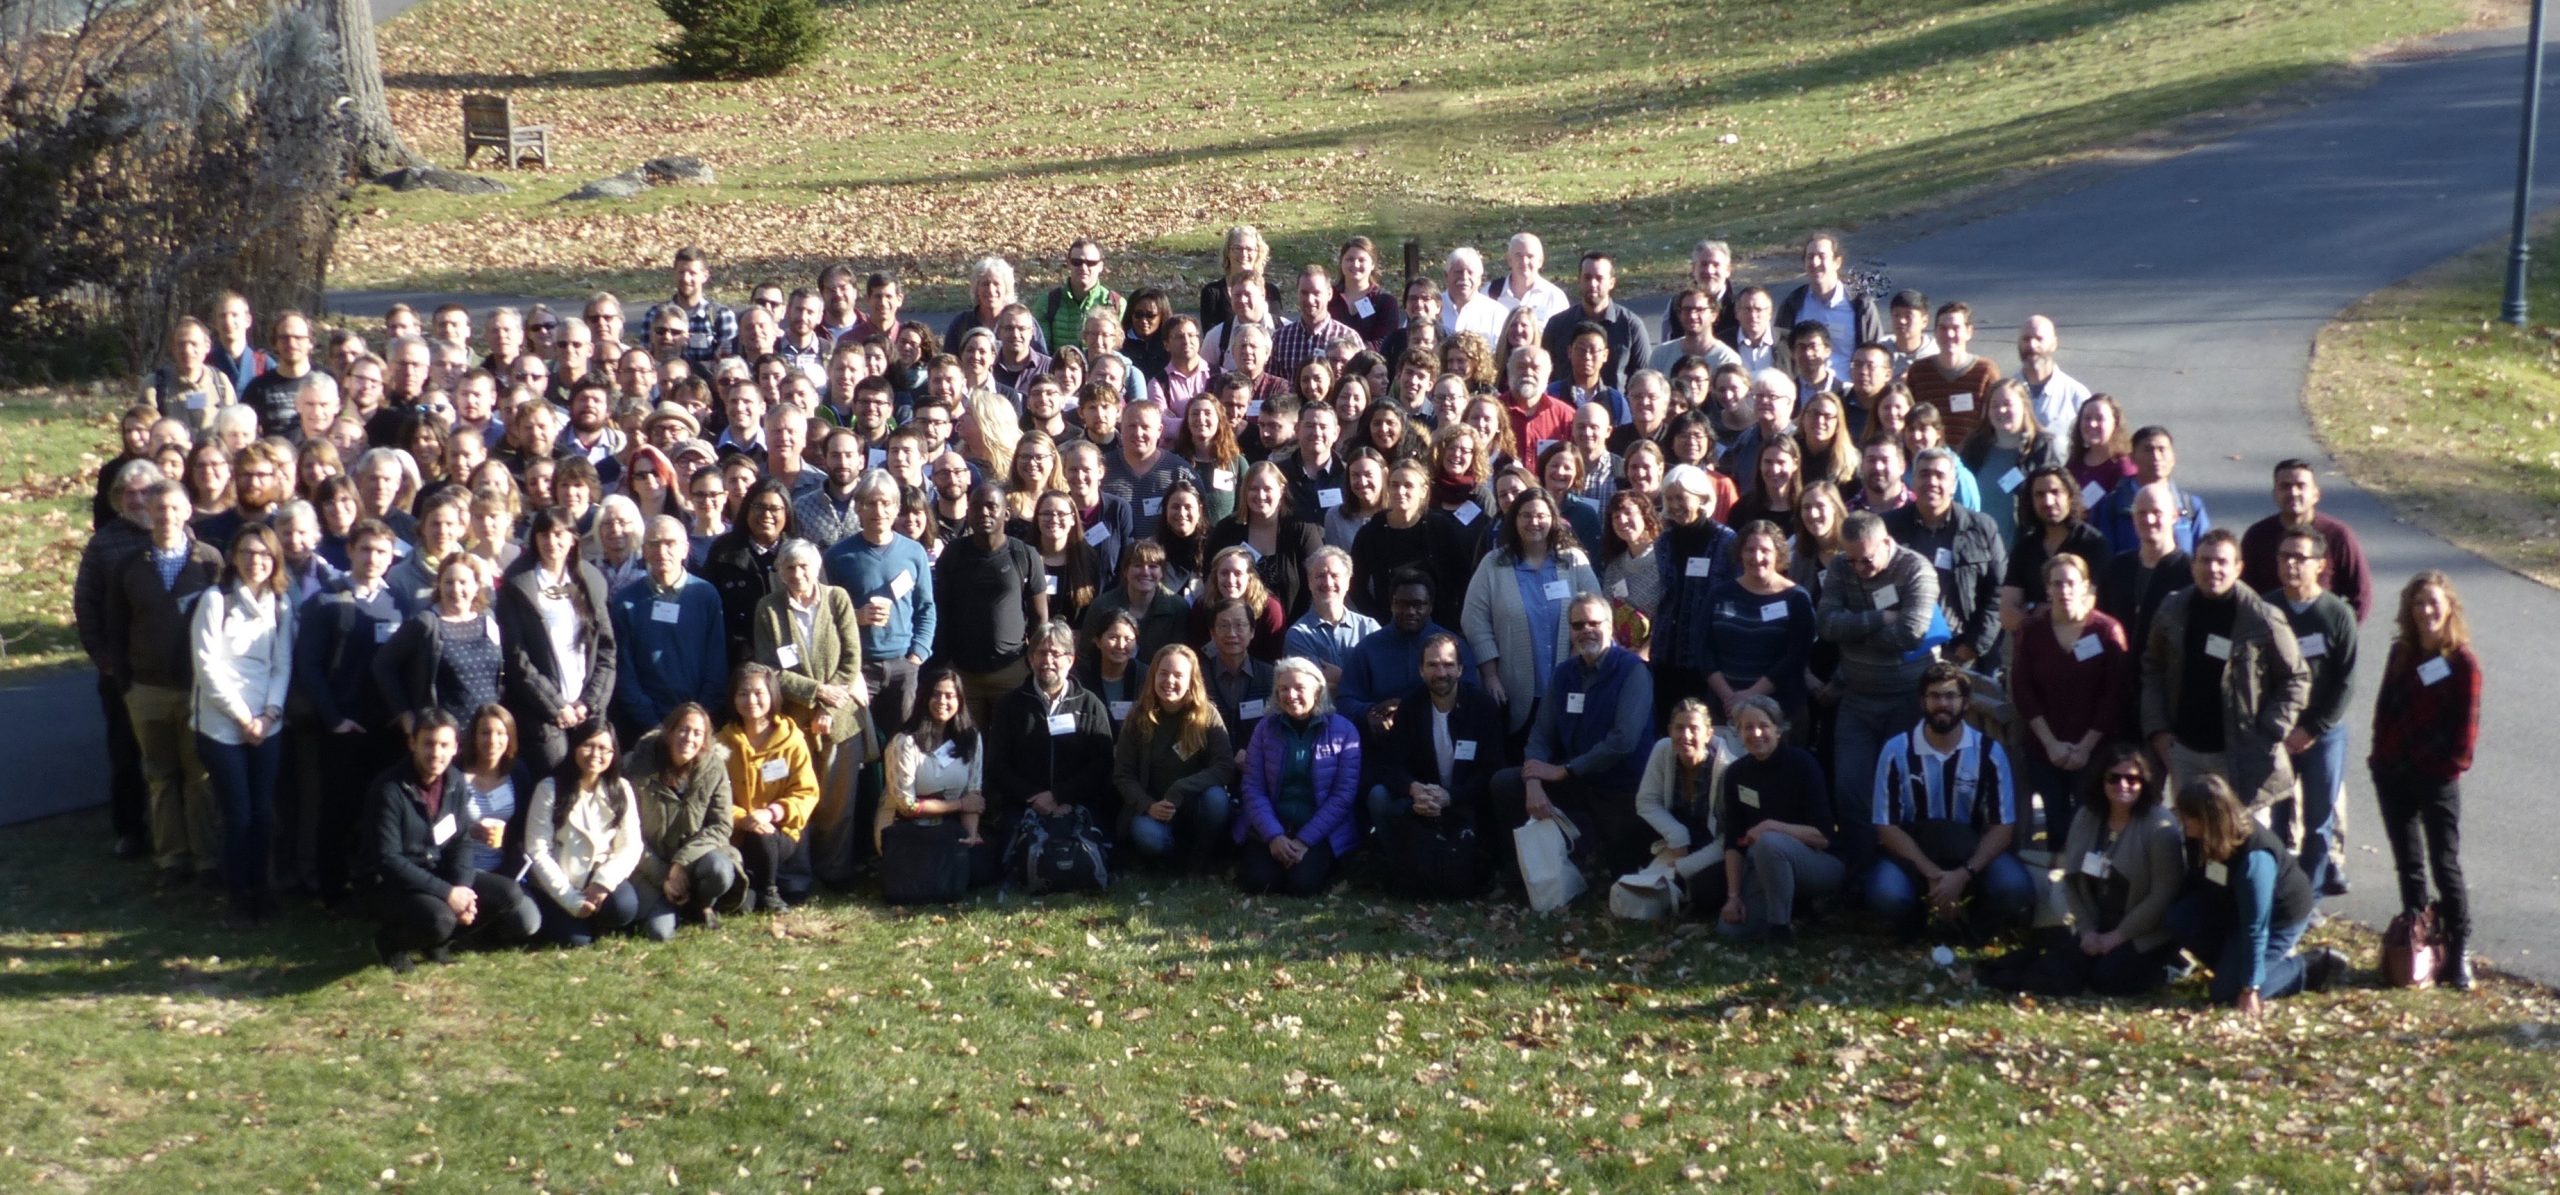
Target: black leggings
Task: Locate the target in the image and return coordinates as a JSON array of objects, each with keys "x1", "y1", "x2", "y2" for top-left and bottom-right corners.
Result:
[
  {"x1": 734, "y1": 827, "x2": 793, "y2": 894},
  {"x1": 1238, "y1": 837, "x2": 1337, "y2": 897},
  {"x1": 2373, "y1": 766, "x2": 2467, "y2": 951},
  {"x1": 368, "y1": 870, "x2": 539, "y2": 957}
]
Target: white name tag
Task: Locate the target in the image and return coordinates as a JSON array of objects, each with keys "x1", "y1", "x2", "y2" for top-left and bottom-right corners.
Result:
[
  {"x1": 185, "y1": 393, "x2": 207, "y2": 411},
  {"x1": 868, "y1": 447, "x2": 887, "y2": 467},
  {"x1": 776, "y1": 644, "x2": 801, "y2": 668},
  {"x1": 1949, "y1": 394, "x2": 1975, "y2": 414},
  {"x1": 890, "y1": 570, "x2": 915, "y2": 598},
  {"x1": 1109, "y1": 700, "x2": 1133, "y2": 720},
  {"x1": 759, "y1": 758, "x2": 788, "y2": 783},
  {"x1": 2072, "y1": 634, "x2": 2102, "y2": 662},
  {"x1": 1318, "y1": 487, "x2": 1344, "y2": 509},
  {"x1": 1083, "y1": 522, "x2": 1111, "y2": 546},
  {"x1": 2418, "y1": 656, "x2": 2452, "y2": 686},
  {"x1": 2204, "y1": 634, "x2": 2232, "y2": 661},
  {"x1": 1542, "y1": 580, "x2": 1571, "y2": 601},
  {"x1": 1739, "y1": 786, "x2": 1761, "y2": 809},
  {"x1": 1997, "y1": 468, "x2": 2025, "y2": 493},
  {"x1": 2080, "y1": 852, "x2": 2111, "y2": 879},
  {"x1": 1354, "y1": 296, "x2": 1376, "y2": 319},
  {"x1": 2080, "y1": 481, "x2": 2106, "y2": 508},
  {"x1": 2204, "y1": 861, "x2": 2228, "y2": 887},
  {"x1": 415, "y1": 586, "x2": 436, "y2": 604},
  {"x1": 1046, "y1": 713, "x2": 1076, "y2": 736},
  {"x1": 1246, "y1": 400, "x2": 1265, "y2": 417},
  {"x1": 1609, "y1": 578, "x2": 1628, "y2": 599},
  {"x1": 2297, "y1": 633, "x2": 2326, "y2": 659},
  {"x1": 1211, "y1": 468, "x2": 1236, "y2": 491},
  {"x1": 1684, "y1": 556, "x2": 1711, "y2": 578},
  {"x1": 1933, "y1": 547, "x2": 1953, "y2": 570},
  {"x1": 1239, "y1": 699, "x2": 1266, "y2": 720},
  {"x1": 1044, "y1": 575, "x2": 1058, "y2": 595},
  {"x1": 1453, "y1": 740, "x2": 1478, "y2": 761},
  {"x1": 651, "y1": 600, "x2": 680, "y2": 624},
  {"x1": 1761, "y1": 601, "x2": 1788, "y2": 623},
  {"x1": 431, "y1": 813, "x2": 457, "y2": 845},
  {"x1": 1455, "y1": 500, "x2": 1482, "y2": 525},
  {"x1": 1130, "y1": 498, "x2": 1157, "y2": 520},
  {"x1": 374, "y1": 621, "x2": 395, "y2": 643},
  {"x1": 1564, "y1": 693, "x2": 1586, "y2": 714},
  {"x1": 1872, "y1": 586, "x2": 1898, "y2": 610}
]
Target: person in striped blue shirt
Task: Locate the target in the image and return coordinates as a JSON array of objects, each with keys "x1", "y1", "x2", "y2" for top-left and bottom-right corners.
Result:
[{"x1": 1863, "y1": 661, "x2": 2033, "y2": 941}]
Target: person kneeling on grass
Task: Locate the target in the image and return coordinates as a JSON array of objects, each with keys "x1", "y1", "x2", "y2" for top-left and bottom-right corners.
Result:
[
  {"x1": 1235, "y1": 658, "x2": 1361, "y2": 897},
  {"x1": 1981, "y1": 744, "x2": 2186, "y2": 996},
  {"x1": 1490, "y1": 593, "x2": 1658, "y2": 880},
  {"x1": 624, "y1": 703, "x2": 745, "y2": 935},
  {"x1": 1113, "y1": 645, "x2": 1236, "y2": 872},
  {"x1": 357, "y1": 710, "x2": 539, "y2": 972},
  {"x1": 1708, "y1": 696, "x2": 1839, "y2": 945},
  {"x1": 523, "y1": 719, "x2": 649, "y2": 948},
  {"x1": 2164, "y1": 775, "x2": 2348, "y2": 1014},
  {"x1": 1863, "y1": 661, "x2": 2033, "y2": 943}
]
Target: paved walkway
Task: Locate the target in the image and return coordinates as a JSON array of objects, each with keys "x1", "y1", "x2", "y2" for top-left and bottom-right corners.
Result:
[{"x1": 16, "y1": 23, "x2": 2560, "y2": 979}]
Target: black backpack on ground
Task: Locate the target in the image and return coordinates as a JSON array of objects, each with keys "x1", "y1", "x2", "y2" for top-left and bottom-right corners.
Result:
[
  {"x1": 1382, "y1": 815, "x2": 1486, "y2": 899},
  {"x1": 1006, "y1": 807, "x2": 1112, "y2": 895},
  {"x1": 878, "y1": 819, "x2": 972, "y2": 905}
]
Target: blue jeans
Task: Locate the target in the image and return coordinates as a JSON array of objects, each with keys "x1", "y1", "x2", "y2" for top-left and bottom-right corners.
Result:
[
  {"x1": 2285, "y1": 724, "x2": 2348, "y2": 893},
  {"x1": 1864, "y1": 852, "x2": 2034, "y2": 936},
  {"x1": 634, "y1": 854, "x2": 743, "y2": 941},
  {"x1": 1830, "y1": 690, "x2": 1917, "y2": 860},
  {"x1": 533, "y1": 878, "x2": 644, "y2": 948},
  {"x1": 197, "y1": 733, "x2": 282, "y2": 907},
  {"x1": 1127, "y1": 786, "x2": 1231, "y2": 860},
  {"x1": 2165, "y1": 886, "x2": 2312, "y2": 1004}
]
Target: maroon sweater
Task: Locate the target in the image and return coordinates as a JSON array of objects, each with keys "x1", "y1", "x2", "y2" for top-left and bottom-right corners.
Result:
[
  {"x1": 1905, "y1": 354, "x2": 2002, "y2": 445},
  {"x1": 2011, "y1": 609, "x2": 2131, "y2": 747},
  {"x1": 2369, "y1": 643, "x2": 2481, "y2": 781}
]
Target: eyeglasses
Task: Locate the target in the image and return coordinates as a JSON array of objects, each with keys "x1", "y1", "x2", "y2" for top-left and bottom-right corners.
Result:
[
  {"x1": 1568, "y1": 619, "x2": 1607, "y2": 630},
  {"x1": 2277, "y1": 552, "x2": 2318, "y2": 564},
  {"x1": 2105, "y1": 772, "x2": 2145, "y2": 787},
  {"x1": 528, "y1": 322, "x2": 558, "y2": 333},
  {"x1": 1069, "y1": 257, "x2": 1102, "y2": 267}
]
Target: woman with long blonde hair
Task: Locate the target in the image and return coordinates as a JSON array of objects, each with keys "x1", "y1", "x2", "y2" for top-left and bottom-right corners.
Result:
[{"x1": 1112, "y1": 645, "x2": 1237, "y2": 869}]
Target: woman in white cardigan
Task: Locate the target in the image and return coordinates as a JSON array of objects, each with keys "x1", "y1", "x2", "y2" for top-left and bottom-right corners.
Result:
[
  {"x1": 523, "y1": 720, "x2": 648, "y2": 947},
  {"x1": 1460, "y1": 488, "x2": 1603, "y2": 736},
  {"x1": 191, "y1": 523, "x2": 295, "y2": 928}
]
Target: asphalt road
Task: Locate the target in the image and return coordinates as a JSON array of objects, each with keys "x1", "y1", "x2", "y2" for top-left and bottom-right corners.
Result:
[{"x1": 13, "y1": 21, "x2": 2560, "y2": 979}]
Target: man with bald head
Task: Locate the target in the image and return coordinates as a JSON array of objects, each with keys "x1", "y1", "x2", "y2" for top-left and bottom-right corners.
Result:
[{"x1": 2015, "y1": 314, "x2": 2091, "y2": 433}]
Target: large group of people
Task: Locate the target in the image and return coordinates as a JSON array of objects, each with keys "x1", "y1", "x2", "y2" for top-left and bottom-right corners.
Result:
[{"x1": 71, "y1": 230, "x2": 2484, "y2": 1005}]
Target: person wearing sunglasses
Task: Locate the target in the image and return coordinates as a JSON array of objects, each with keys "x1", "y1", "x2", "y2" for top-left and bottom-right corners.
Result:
[{"x1": 1038, "y1": 239, "x2": 1123, "y2": 354}]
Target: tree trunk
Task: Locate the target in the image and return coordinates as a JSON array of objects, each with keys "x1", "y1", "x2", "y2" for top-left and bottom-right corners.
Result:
[{"x1": 321, "y1": 0, "x2": 421, "y2": 177}]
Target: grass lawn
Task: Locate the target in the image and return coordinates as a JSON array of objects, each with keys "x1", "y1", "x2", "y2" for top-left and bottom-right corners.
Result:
[
  {"x1": 0, "y1": 388, "x2": 122, "y2": 683},
  {"x1": 2, "y1": 827, "x2": 2558, "y2": 1191},
  {"x1": 2305, "y1": 220, "x2": 2560, "y2": 588},
  {"x1": 341, "y1": 0, "x2": 2474, "y2": 309}
]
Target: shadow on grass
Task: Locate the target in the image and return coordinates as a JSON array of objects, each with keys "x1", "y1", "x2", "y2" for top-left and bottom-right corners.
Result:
[
  {"x1": 386, "y1": 65, "x2": 673, "y2": 92},
  {"x1": 370, "y1": 53, "x2": 2335, "y2": 309}
]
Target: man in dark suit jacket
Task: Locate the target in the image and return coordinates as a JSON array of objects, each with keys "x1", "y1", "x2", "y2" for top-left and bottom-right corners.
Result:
[
  {"x1": 1368, "y1": 633, "x2": 1507, "y2": 834},
  {"x1": 356, "y1": 711, "x2": 539, "y2": 972}
]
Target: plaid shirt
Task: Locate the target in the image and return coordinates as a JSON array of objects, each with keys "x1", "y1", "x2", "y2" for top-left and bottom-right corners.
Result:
[
  {"x1": 1269, "y1": 316, "x2": 1362, "y2": 381},
  {"x1": 647, "y1": 297, "x2": 737, "y2": 367},
  {"x1": 2369, "y1": 644, "x2": 2481, "y2": 780}
]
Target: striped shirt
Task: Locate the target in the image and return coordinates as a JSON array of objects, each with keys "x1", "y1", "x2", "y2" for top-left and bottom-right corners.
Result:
[{"x1": 1870, "y1": 723, "x2": 2015, "y2": 830}]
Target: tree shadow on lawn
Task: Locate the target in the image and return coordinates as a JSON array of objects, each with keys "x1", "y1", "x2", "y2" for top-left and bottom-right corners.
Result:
[
  {"x1": 0, "y1": 820, "x2": 387, "y2": 1002},
  {"x1": 385, "y1": 66, "x2": 673, "y2": 92},
  {"x1": 380, "y1": 56, "x2": 2312, "y2": 308}
]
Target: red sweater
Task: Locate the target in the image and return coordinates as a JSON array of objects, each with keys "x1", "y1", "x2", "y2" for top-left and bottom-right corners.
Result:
[
  {"x1": 2369, "y1": 643, "x2": 2481, "y2": 780},
  {"x1": 2010, "y1": 610, "x2": 2130, "y2": 746}
]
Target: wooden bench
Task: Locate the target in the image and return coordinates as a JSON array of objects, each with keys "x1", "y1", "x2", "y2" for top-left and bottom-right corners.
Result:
[{"x1": 460, "y1": 94, "x2": 550, "y2": 169}]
